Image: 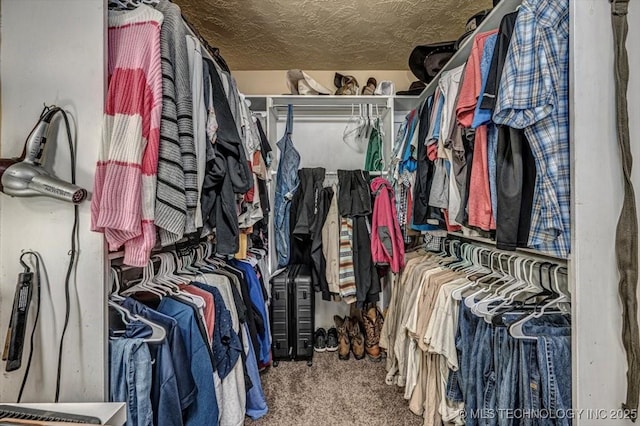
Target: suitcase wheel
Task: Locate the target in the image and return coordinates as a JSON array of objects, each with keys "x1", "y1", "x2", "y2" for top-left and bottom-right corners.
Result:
[
  {"x1": 307, "y1": 360, "x2": 313, "y2": 367},
  {"x1": 273, "y1": 361, "x2": 279, "y2": 367}
]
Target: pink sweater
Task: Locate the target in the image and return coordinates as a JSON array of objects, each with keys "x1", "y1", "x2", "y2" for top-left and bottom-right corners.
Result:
[
  {"x1": 91, "y1": 5, "x2": 163, "y2": 266},
  {"x1": 370, "y1": 177, "x2": 405, "y2": 273}
]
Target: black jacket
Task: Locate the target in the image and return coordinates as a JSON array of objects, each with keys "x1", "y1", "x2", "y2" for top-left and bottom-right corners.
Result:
[{"x1": 201, "y1": 58, "x2": 252, "y2": 255}]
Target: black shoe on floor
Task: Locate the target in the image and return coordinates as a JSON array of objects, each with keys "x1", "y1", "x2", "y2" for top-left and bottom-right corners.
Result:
[
  {"x1": 314, "y1": 328, "x2": 327, "y2": 352},
  {"x1": 326, "y1": 327, "x2": 339, "y2": 352}
]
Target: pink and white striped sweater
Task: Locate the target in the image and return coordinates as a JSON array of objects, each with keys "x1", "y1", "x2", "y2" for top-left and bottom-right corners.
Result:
[{"x1": 91, "y1": 5, "x2": 163, "y2": 266}]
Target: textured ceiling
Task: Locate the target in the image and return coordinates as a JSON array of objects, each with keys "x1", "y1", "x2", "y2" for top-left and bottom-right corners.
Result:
[{"x1": 175, "y1": 0, "x2": 493, "y2": 71}]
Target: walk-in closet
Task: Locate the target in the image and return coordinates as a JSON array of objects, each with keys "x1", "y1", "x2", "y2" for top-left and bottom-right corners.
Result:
[{"x1": 0, "y1": 1, "x2": 638, "y2": 425}]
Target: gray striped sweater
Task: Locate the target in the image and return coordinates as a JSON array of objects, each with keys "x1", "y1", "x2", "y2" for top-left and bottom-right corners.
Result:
[{"x1": 155, "y1": 0, "x2": 198, "y2": 245}]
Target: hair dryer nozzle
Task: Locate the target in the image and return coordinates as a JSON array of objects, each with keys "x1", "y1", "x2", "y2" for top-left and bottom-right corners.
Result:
[
  {"x1": 1, "y1": 162, "x2": 87, "y2": 203},
  {"x1": 30, "y1": 174, "x2": 87, "y2": 203}
]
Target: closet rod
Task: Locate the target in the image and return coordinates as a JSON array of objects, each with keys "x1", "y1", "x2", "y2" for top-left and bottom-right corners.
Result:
[
  {"x1": 108, "y1": 234, "x2": 213, "y2": 261},
  {"x1": 270, "y1": 104, "x2": 391, "y2": 110},
  {"x1": 323, "y1": 171, "x2": 388, "y2": 176},
  {"x1": 271, "y1": 107, "x2": 392, "y2": 122},
  {"x1": 446, "y1": 231, "x2": 568, "y2": 265}
]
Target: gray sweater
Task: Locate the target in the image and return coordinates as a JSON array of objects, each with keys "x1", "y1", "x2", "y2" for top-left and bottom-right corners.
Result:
[{"x1": 155, "y1": 0, "x2": 198, "y2": 244}]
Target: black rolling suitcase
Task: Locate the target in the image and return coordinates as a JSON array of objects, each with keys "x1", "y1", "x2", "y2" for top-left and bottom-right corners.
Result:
[
  {"x1": 291, "y1": 264, "x2": 314, "y2": 365},
  {"x1": 270, "y1": 267, "x2": 292, "y2": 362},
  {"x1": 269, "y1": 264, "x2": 315, "y2": 366}
]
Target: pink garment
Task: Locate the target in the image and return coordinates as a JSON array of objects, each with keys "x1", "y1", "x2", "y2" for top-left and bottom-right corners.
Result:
[
  {"x1": 455, "y1": 30, "x2": 498, "y2": 231},
  {"x1": 182, "y1": 285, "x2": 215, "y2": 345},
  {"x1": 92, "y1": 5, "x2": 164, "y2": 266},
  {"x1": 370, "y1": 178, "x2": 405, "y2": 273}
]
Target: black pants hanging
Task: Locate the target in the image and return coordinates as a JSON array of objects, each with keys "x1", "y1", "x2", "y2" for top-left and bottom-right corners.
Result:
[
  {"x1": 455, "y1": 128, "x2": 476, "y2": 225},
  {"x1": 312, "y1": 187, "x2": 334, "y2": 300},
  {"x1": 495, "y1": 125, "x2": 536, "y2": 250},
  {"x1": 289, "y1": 168, "x2": 325, "y2": 265},
  {"x1": 352, "y1": 215, "x2": 380, "y2": 308}
]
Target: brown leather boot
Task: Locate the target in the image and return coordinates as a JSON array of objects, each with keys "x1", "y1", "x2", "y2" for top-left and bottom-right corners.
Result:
[
  {"x1": 362, "y1": 306, "x2": 383, "y2": 362},
  {"x1": 334, "y1": 315, "x2": 351, "y2": 360},
  {"x1": 348, "y1": 317, "x2": 366, "y2": 360}
]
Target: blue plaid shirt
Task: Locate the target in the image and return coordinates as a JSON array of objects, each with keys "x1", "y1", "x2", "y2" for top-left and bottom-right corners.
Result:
[{"x1": 493, "y1": 0, "x2": 570, "y2": 258}]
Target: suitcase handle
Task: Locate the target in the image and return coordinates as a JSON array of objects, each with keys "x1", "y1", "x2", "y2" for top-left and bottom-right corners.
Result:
[{"x1": 303, "y1": 290, "x2": 307, "y2": 299}]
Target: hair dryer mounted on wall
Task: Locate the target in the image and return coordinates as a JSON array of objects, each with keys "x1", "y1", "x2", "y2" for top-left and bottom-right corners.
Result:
[{"x1": 0, "y1": 106, "x2": 87, "y2": 203}]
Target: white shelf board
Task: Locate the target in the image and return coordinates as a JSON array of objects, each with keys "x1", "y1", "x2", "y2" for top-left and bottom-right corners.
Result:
[
  {"x1": 4, "y1": 402, "x2": 126, "y2": 425},
  {"x1": 268, "y1": 94, "x2": 391, "y2": 108},
  {"x1": 245, "y1": 95, "x2": 267, "y2": 111},
  {"x1": 394, "y1": 95, "x2": 421, "y2": 112},
  {"x1": 245, "y1": 94, "x2": 432, "y2": 114}
]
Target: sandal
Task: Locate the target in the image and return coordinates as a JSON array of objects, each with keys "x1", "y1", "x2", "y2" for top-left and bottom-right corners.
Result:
[
  {"x1": 335, "y1": 73, "x2": 360, "y2": 95},
  {"x1": 362, "y1": 77, "x2": 377, "y2": 95}
]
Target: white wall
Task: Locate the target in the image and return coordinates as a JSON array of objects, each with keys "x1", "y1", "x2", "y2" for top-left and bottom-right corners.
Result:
[
  {"x1": 0, "y1": 0, "x2": 106, "y2": 402},
  {"x1": 571, "y1": 1, "x2": 640, "y2": 424}
]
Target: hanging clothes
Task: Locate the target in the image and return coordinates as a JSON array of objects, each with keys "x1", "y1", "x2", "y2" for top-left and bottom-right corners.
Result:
[
  {"x1": 185, "y1": 35, "x2": 208, "y2": 229},
  {"x1": 92, "y1": 5, "x2": 164, "y2": 267},
  {"x1": 200, "y1": 57, "x2": 253, "y2": 256},
  {"x1": 274, "y1": 105, "x2": 301, "y2": 268},
  {"x1": 493, "y1": 0, "x2": 570, "y2": 258},
  {"x1": 312, "y1": 186, "x2": 334, "y2": 300},
  {"x1": 338, "y1": 217, "x2": 357, "y2": 304},
  {"x1": 110, "y1": 337, "x2": 153, "y2": 426},
  {"x1": 155, "y1": 0, "x2": 197, "y2": 245},
  {"x1": 121, "y1": 298, "x2": 197, "y2": 426},
  {"x1": 337, "y1": 169, "x2": 380, "y2": 307},
  {"x1": 364, "y1": 119, "x2": 384, "y2": 172},
  {"x1": 370, "y1": 177, "x2": 405, "y2": 273},
  {"x1": 456, "y1": 29, "x2": 499, "y2": 231},
  {"x1": 413, "y1": 99, "x2": 443, "y2": 231},
  {"x1": 381, "y1": 247, "x2": 571, "y2": 426},
  {"x1": 482, "y1": 10, "x2": 537, "y2": 251},
  {"x1": 322, "y1": 184, "x2": 341, "y2": 297}
]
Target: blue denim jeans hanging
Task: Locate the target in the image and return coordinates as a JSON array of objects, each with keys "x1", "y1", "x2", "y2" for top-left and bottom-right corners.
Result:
[{"x1": 274, "y1": 104, "x2": 301, "y2": 267}]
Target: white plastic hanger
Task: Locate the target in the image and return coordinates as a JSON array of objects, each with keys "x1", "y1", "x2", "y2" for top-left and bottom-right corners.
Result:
[
  {"x1": 451, "y1": 247, "x2": 492, "y2": 301},
  {"x1": 472, "y1": 256, "x2": 524, "y2": 316},
  {"x1": 484, "y1": 258, "x2": 540, "y2": 320},
  {"x1": 464, "y1": 253, "x2": 509, "y2": 307},
  {"x1": 108, "y1": 300, "x2": 166, "y2": 344},
  {"x1": 508, "y1": 294, "x2": 569, "y2": 340},
  {"x1": 121, "y1": 260, "x2": 165, "y2": 298},
  {"x1": 509, "y1": 265, "x2": 570, "y2": 340},
  {"x1": 110, "y1": 266, "x2": 126, "y2": 302}
]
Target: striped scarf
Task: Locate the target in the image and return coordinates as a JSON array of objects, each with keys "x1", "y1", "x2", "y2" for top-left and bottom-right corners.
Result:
[{"x1": 339, "y1": 217, "x2": 357, "y2": 304}]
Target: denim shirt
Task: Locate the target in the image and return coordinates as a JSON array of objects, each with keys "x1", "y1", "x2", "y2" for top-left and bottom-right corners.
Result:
[
  {"x1": 274, "y1": 104, "x2": 301, "y2": 267},
  {"x1": 158, "y1": 297, "x2": 219, "y2": 426},
  {"x1": 122, "y1": 298, "x2": 197, "y2": 417},
  {"x1": 110, "y1": 336, "x2": 153, "y2": 426}
]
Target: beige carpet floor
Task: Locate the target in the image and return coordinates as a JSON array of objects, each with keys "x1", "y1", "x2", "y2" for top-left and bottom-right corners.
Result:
[{"x1": 245, "y1": 352, "x2": 422, "y2": 426}]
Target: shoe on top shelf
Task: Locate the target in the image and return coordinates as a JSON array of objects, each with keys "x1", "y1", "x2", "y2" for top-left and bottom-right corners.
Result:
[{"x1": 314, "y1": 328, "x2": 327, "y2": 352}]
